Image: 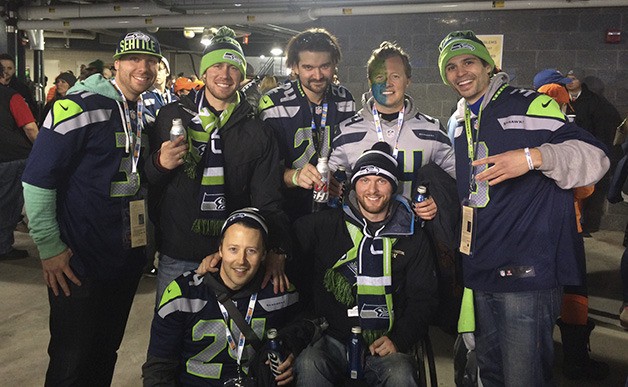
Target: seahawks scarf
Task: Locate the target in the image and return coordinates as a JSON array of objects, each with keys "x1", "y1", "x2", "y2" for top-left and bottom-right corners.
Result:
[
  {"x1": 323, "y1": 220, "x2": 395, "y2": 345},
  {"x1": 184, "y1": 91, "x2": 239, "y2": 235}
]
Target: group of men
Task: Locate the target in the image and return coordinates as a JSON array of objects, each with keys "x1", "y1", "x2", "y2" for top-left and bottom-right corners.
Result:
[{"x1": 17, "y1": 22, "x2": 610, "y2": 387}]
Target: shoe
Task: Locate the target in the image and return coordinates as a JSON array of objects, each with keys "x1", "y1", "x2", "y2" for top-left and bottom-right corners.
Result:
[
  {"x1": 581, "y1": 231, "x2": 592, "y2": 238},
  {"x1": 143, "y1": 264, "x2": 158, "y2": 277},
  {"x1": 557, "y1": 318, "x2": 609, "y2": 380},
  {"x1": 14, "y1": 221, "x2": 29, "y2": 233},
  {"x1": 0, "y1": 248, "x2": 28, "y2": 260},
  {"x1": 620, "y1": 305, "x2": 628, "y2": 329}
]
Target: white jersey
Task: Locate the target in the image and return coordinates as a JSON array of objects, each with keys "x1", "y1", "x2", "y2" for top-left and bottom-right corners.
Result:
[{"x1": 330, "y1": 95, "x2": 455, "y2": 198}]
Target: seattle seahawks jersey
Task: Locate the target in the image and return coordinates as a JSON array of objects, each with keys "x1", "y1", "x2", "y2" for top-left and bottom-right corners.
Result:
[
  {"x1": 258, "y1": 80, "x2": 355, "y2": 219},
  {"x1": 451, "y1": 78, "x2": 608, "y2": 292},
  {"x1": 22, "y1": 79, "x2": 146, "y2": 279},
  {"x1": 147, "y1": 271, "x2": 299, "y2": 386},
  {"x1": 330, "y1": 95, "x2": 455, "y2": 198}
]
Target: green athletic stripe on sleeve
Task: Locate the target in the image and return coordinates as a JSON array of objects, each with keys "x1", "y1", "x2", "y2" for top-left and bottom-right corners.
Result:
[
  {"x1": 159, "y1": 280, "x2": 183, "y2": 309},
  {"x1": 257, "y1": 94, "x2": 275, "y2": 113},
  {"x1": 52, "y1": 99, "x2": 83, "y2": 126},
  {"x1": 526, "y1": 94, "x2": 564, "y2": 120}
]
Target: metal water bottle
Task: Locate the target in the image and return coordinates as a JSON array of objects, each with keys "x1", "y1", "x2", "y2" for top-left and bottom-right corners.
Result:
[
  {"x1": 169, "y1": 118, "x2": 186, "y2": 142},
  {"x1": 328, "y1": 165, "x2": 347, "y2": 208},
  {"x1": 312, "y1": 157, "x2": 330, "y2": 211},
  {"x1": 348, "y1": 326, "x2": 365, "y2": 380},
  {"x1": 266, "y1": 328, "x2": 284, "y2": 377}
]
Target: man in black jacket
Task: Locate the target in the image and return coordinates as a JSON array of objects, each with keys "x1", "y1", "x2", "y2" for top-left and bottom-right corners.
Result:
[
  {"x1": 0, "y1": 53, "x2": 37, "y2": 115},
  {"x1": 565, "y1": 70, "x2": 623, "y2": 233},
  {"x1": 292, "y1": 142, "x2": 438, "y2": 386},
  {"x1": 145, "y1": 26, "x2": 290, "y2": 304}
]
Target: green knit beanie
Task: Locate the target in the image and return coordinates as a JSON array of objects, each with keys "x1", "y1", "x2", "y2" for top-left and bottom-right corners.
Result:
[
  {"x1": 199, "y1": 26, "x2": 246, "y2": 79},
  {"x1": 437, "y1": 30, "x2": 494, "y2": 85}
]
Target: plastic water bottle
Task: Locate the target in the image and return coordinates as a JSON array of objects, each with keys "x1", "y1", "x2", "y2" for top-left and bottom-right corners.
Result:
[
  {"x1": 348, "y1": 326, "x2": 365, "y2": 380},
  {"x1": 169, "y1": 118, "x2": 186, "y2": 142},
  {"x1": 266, "y1": 328, "x2": 284, "y2": 377},
  {"x1": 328, "y1": 166, "x2": 347, "y2": 208},
  {"x1": 312, "y1": 157, "x2": 330, "y2": 212}
]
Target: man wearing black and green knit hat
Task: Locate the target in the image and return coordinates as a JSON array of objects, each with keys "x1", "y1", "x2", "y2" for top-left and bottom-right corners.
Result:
[
  {"x1": 292, "y1": 142, "x2": 438, "y2": 386},
  {"x1": 145, "y1": 26, "x2": 291, "y2": 306},
  {"x1": 438, "y1": 30, "x2": 610, "y2": 386}
]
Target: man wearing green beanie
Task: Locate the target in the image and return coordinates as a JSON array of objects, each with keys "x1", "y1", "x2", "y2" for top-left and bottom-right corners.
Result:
[
  {"x1": 438, "y1": 30, "x2": 610, "y2": 386},
  {"x1": 144, "y1": 26, "x2": 291, "y2": 306}
]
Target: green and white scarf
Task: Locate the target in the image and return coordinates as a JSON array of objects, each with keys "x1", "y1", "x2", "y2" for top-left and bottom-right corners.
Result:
[
  {"x1": 323, "y1": 220, "x2": 396, "y2": 345},
  {"x1": 185, "y1": 91, "x2": 239, "y2": 235}
]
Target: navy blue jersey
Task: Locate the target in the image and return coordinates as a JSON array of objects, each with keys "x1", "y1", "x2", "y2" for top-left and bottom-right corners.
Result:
[
  {"x1": 142, "y1": 86, "x2": 176, "y2": 131},
  {"x1": 147, "y1": 271, "x2": 299, "y2": 386},
  {"x1": 258, "y1": 80, "x2": 355, "y2": 219},
  {"x1": 259, "y1": 80, "x2": 355, "y2": 169},
  {"x1": 23, "y1": 82, "x2": 146, "y2": 279},
  {"x1": 452, "y1": 82, "x2": 608, "y2": 292}
]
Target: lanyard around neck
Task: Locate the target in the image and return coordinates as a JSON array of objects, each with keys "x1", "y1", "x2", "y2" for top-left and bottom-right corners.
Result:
[
  {"x1": 372, "y1": 105, "x2": 405, "y2": 158},
  {"x1": 311, "y1": 102, "x2": 328, "y2": 157},
  {"x1": 111, "y1": 79, "x2": 143, "y2": 174},
  {"x1": 217, "y1": 293, "x2": 257, "y2": 365},
  {"x1": 463, "y1": 106, "x2": 483, "y2": 162},
  {"x1": 463, "y1": 104, "x2": 485, "y2": 199}
]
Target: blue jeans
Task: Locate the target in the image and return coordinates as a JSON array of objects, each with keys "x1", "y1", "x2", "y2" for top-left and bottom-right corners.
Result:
[
  {"x1": 155, "y1": 253, "x2": 199, "y2": 307},
  {"x1": 474, "y1": 288, "x2": 562, "y2": 387},
  {"x1": 294, "y1": 334, "x2": 419, "y2": 387},
  {"x1": 0, "y1": 159, "x2": 26, "y2": 254}
]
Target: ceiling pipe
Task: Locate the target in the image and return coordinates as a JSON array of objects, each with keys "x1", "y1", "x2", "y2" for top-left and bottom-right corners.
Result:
[
  {"x1": 17, "y1": 11, "x2": 316, "y2": 30},
  {"x1": 19, "y1": 2, "x2": 171, "y2": 20},
  {"x1": 17, "y1": 0, "x2": 628, "y2": 30},
  {"x1": 44, "y1": 31, "x2": 96, "y2": 40}
]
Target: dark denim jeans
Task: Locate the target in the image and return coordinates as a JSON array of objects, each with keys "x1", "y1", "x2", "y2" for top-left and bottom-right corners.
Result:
[
  {"x1": 0, "y1": 159, "x2": 26, "y2": 254},
  {"x1": 474, "y1": 288, "x2": 562, "y2": 387},
  {"x1": 45, "y1": 273, "x2": 141, "y2": 387},
  {"x1": 294, "y1": 334, "x2": 419, "y2": 387}
]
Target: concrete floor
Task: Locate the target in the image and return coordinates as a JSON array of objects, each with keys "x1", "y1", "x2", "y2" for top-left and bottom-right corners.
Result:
[{"x1": 1, "y1": 228, "x2": 627, "y2": 386}]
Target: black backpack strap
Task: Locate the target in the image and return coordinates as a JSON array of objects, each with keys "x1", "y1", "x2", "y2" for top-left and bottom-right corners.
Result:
[{"x1": 204, "y1": 274, "x2": 264, "y2": 351}]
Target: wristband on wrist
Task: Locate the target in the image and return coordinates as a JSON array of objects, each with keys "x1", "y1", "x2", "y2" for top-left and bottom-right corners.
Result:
[
  {"x1": 524, "y1": 147, "x2": 534, "y2": 170},
  {"x1": 291, "y1": 168, "x2": 301, "y2": 187}
]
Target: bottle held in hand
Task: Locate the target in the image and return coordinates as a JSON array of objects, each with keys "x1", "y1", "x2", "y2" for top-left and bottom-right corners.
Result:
[
  {"x1": 169, "y1": 118, "x2": 186, "y2": 142},
  {"x1": 312, "y1": 157, "x2": 331, "y2": 212},
  {"x1": 328, "y1": 165, "x2": 347, "y2": 208},
  {"x1": 267, "y1": 328, "x2": 284, "y2": 377}
]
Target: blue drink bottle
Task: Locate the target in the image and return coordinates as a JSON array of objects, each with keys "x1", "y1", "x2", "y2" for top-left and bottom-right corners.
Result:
[
  {"x1": 266, "y1": 328, "x2": 284, "y2": 377},
  {"x1": 348, "y1": 326, "x2": 365, "y2": 380}
]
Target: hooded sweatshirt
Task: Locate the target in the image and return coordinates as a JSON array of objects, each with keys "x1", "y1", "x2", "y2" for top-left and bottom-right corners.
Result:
[{"x1": 22, "y1": 74, "x2": 147, "y2": 279}]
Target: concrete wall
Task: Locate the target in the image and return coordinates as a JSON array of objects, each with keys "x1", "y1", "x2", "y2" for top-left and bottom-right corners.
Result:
[{"x1": 312, "y1": 6, "x2": 628, "y2": 125}]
